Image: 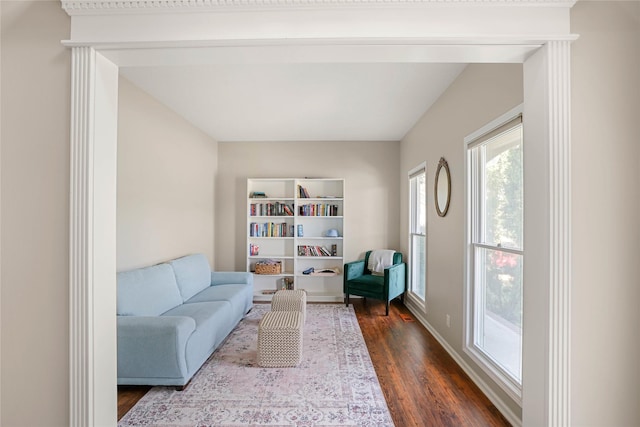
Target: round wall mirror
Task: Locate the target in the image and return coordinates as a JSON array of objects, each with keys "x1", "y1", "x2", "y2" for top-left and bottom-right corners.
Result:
[{"x1": 435, "y1": 157, "x2": 451, "y2": 217}]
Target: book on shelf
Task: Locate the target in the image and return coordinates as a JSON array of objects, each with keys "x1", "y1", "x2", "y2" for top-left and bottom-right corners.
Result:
[
  {"x1": 298, "y1": 203, "x2": 339, "y2": 216},
  {"x1": 250, "y1": 191, "x2": 267, "y2": 198},
  {"x1": 250, "y1": 202, "x2": 294, "y2": 217},
  {"x1": 298, "y1": 185, "x2": 310, "y2": 198},
  {"x1": 249, "y1": 222, "x2": 291, "y2": 237},
  {"x1": 297, "y1": 245, "x2": 333, "y2": 257},
  {"x1": 249, "y1": 243, "x2": 260, "y2": 256}
]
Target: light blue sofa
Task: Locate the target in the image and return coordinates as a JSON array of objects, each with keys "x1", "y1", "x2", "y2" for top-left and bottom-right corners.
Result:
[{"x1": 116, "y1": 253, "x2": 253, "y2": 387}]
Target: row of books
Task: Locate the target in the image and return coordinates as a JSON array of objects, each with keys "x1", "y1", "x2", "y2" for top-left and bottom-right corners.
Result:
[
  {"x1": 298, "y1": 204, "x2": 340, "y2": 217},
  {"x1": 249, "y1": 222, "x2": 294, "y2": 237},
  {"x1": 250, "y1": 202, "x2": 294, "y2": 217},
  {"x1": 297, "y1": 245, "x2": 333, "y2": 257}
]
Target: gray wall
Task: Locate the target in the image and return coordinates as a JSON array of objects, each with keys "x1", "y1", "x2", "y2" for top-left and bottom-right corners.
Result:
[
  {"x1": 399, "y1": 63, "x2": 524, "y2": 419},
  {"x1": 215, "y1": 141, "x2": 401, "y2": 271},
  {"x1": 117, "y1": 77, "x2": 218, "y2": 271},
  {"x1": 1, "y1": 2, "x2": 71, "y2": 425},
  {"x1": 570, "y1": 2, "x2": 640, "y2": 425}
]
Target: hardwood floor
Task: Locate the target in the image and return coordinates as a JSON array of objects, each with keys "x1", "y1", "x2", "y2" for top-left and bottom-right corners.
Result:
[
  {"x1": 353, "y1": 298, "x2": 510, "y2": 427},
  {"x1": 118, "y1": 385, "x2": 151, "y2": 420},
  {"x1": 118, "y1": 300, "x2": 511, "y2": 426}
]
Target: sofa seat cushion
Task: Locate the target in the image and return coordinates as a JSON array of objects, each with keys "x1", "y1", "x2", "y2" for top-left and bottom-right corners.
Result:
[
  {"x1": 117, "y1": 263, "x2": 183, "y2": 316},
  {"x1": 170, "y1": 253, "x2": 212, "y2": 302},
  {"x1": 186, "y1": 284, "x2": 251, "y2": 316},
  {"x1": 162, "y1": 301, "x2": 233, "y2": 374}
]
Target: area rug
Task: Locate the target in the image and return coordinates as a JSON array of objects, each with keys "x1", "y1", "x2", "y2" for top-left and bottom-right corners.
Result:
[{"x1": 118, "y1": 304, "x2": 394, "y2": 427}]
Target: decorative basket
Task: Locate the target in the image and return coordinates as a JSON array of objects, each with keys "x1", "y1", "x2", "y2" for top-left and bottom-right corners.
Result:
[{"x1": 255, "y1": 261, "x2": 282, "y2": 275}]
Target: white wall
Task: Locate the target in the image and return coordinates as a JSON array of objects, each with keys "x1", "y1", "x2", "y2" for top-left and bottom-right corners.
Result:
[
  {"x1": 117, "y1": 77, "x2": 218, "y2": 271},
  {"x1": 1, "y1": 2, "x2": 71, "y2": 425},
  {"x1": 399, "y1": 63, "x2": 524, "y2": 419},
  {"x1": 215, "y1": 141, "x2": 400, "y2": 271},
  {"x1": 570, "y1": 2, "x2": 640, "y2": 425}
]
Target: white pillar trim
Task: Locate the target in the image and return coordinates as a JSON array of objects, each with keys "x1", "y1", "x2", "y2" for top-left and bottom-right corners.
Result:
[
  {"x1": 546, "y1": 39, "x2": 571, "y2": 427},
  {"x1": 69, "y1": 45, "x2": 96, "y2": 427},
  {"x1": 69, "y1": 45, "x2": 119, "y2": 426}
]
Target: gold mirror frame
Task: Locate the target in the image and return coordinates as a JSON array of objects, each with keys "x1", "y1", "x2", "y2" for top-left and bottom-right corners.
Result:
[{"x1": 435, "y1": 157, "x2": 451, "y2": 217}]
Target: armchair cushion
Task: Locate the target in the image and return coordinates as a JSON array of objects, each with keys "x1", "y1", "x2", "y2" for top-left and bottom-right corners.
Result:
[{"x1": 347, "y1": 274, "x2": 385, "y2": 291}]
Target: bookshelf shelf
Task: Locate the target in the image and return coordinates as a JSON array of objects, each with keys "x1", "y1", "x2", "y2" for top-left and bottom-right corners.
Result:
[
  {"x1": 247, "y1": 178, "x2": 344, "y2": 302},
  {"x1": 249, "y1": 237, "x2": 295, "y2": 239},
  {"x1": 297, "y1": 256, "x2": 341, "y2": 259},
  {"x1": 248, "y1": 255, "x2": 295, "y2": 259}
]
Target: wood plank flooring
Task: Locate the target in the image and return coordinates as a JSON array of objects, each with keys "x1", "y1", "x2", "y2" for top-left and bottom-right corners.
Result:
[
  {"x1": 353, "y1": 298, "x2": 510, "y2": 427},
  {"x1": 118, "y1": 300, "x2": 512, "y2": 426}
]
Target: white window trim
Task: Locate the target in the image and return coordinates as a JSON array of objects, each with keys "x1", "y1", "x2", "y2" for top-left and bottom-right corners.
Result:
[
  {"x1": 463, "y1": 104, "x2": 524, "y2": 404},
  {"x1": 407, "y1": 162, "x2": 427, "y2": 310}
]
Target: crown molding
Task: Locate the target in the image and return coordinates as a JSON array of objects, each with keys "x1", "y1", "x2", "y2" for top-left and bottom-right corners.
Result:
[{"x1": 61, "y1": 0, "x2": 577, "y2": 16}]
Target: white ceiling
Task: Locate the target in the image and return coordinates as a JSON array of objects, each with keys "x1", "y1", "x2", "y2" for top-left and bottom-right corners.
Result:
[{"x1": 120, "y1": 62, "x2": 466, "y2": 142}]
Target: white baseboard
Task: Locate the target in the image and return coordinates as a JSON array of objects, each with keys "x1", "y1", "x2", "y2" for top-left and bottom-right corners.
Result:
[{"x1": 404, "y1": 299, "x2": 522, "y2": 427}]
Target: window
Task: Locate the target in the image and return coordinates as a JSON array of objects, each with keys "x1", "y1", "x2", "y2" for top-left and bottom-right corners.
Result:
[
  {"x1": 409, "y1": 164, "x2": 427, "y2": 304},
  {"x1": 466, "y1": 108, "x2": 523, "y2": 400}
]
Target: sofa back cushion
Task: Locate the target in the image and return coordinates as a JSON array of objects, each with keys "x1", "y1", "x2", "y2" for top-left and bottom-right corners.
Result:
[
  {"x1": 169, "y1": 253, "x2": 211, "y2": 302},
  {"x1": 117, "y1": 263, "x2": 183, "y2": 316}
]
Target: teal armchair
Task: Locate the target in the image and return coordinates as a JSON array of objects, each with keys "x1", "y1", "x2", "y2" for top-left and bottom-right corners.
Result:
[{"x1": 344, "y1": 250, "x2": 406, "y2": 316}]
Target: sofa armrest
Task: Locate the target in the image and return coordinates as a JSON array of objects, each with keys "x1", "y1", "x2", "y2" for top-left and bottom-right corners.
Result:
[
  {"x1": 117, "y1": 315, "x2": 196, "y2": 381},
  {"x1": 210, "y1": 271, "x2": 254, "y2": 286}
]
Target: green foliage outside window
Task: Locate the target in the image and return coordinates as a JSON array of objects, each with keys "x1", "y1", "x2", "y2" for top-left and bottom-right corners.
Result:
[{"x1": 484, "y1": 131, "x2": 523, "y2": 328}]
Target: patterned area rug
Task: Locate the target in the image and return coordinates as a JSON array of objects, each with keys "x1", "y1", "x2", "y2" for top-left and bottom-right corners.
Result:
[{"x1": 118, "y1": 304, "x2": 394, "y2": 426}]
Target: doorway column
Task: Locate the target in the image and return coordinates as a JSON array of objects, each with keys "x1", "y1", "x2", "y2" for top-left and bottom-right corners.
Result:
[
  {"x1": 522, "y1": 39, "x2": 572, "y2": 427},
  {"x1": 69, "y1": 46, "x2": 119, "y2": 427}
]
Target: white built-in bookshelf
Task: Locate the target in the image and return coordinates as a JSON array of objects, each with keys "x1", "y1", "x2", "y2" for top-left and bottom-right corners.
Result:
[{"x1": 247, "y1": 178, "x2": 344, "y2": 302}]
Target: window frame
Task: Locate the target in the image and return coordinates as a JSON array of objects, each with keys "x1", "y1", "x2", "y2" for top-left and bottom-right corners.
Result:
[
  {"x1": 408, "y1": 162, "x2": 427, "y2": 308},
  {"x1": 464, "y1": 105, "x2": 524, "y2": 403}
]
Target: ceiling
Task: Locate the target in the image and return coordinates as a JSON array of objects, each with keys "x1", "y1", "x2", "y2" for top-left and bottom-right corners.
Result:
[{"x1": 120, "y1": 62, "x2": 467, "y2": 142}]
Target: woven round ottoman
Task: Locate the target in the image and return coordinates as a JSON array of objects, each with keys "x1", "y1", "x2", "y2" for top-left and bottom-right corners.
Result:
[
  {"x1": 257, "y1": 311, "x2": 304, "y2": 368},
  {"x1": 271, "y1": 289, "x2": 307, "y2": 324}
]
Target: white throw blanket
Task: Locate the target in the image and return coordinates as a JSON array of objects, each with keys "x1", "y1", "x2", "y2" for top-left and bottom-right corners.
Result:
[{"x1": 368, "y1": 249, "x2": 395, "y2": 276}]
